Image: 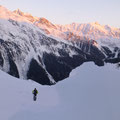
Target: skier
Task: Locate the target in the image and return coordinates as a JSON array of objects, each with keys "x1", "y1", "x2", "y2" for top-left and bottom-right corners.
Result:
[{"x1": 32, "y1": 88, "x2": 38, "y2": 101}]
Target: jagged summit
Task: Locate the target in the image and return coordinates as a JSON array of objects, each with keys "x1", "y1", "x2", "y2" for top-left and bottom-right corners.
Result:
[
  {"x1": 13, "y1": 8, "x2": 35, "y2": 19},
  {"x1": 0, "y1": 5, "x2": 120, "y2": 52},
  {"x1": 0, "y1": 6, "x2": 31, "y2": 23},
  {"x1": 13, "y1": 8, "x2": 34, "y2": 17},
  {"x1": 0, "y1": 5, "x2": 120, "y2": 43},
  {"x1": 13, "y1": 8, "x2": 24, "y2": 15},
  {"x1": 13, "y1": 8, "x2": 56, "y2": 29}
]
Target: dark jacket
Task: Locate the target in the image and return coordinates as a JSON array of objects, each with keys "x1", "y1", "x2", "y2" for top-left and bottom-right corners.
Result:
[{"x1": 32, "y1": 88, "x2": 38, "y2": 96}]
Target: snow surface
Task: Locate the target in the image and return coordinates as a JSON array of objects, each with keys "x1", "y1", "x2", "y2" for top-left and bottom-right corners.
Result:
[{"x1": 0, "y1": 62, "x2": 120, "y2": 120}]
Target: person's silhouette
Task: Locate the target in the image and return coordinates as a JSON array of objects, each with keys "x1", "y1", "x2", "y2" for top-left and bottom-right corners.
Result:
[{"x1": 32, "y1": 88, "x2": 38, "y2": 101}]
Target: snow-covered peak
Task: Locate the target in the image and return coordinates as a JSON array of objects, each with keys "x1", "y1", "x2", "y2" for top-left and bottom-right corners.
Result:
[
  {"x1": 0, "y1": 6, "x2": 30, "y2": 23},
  {"x1": 56, "y1": 22, "x2": 120, "y2": 37},
  {"x1": 0, "y1": 5, "x2": 12, "y2": 18},
  {"x1": 36, "y1": 17, "x2": 57, "y2": 28},
  {"x1": 1, "y1": 5, "x2": 119, "y2": 48},
  {"x1": 13, "y1": 8, "x2": 57, "y2": 30},
  {"x1": 13, "y1": 8, "x2": 24, "y2": 16},
  {"x1": 0, "y1": 6, "x2": 120, "y2": 50},
  {"x1": 53, "y1": 22, "x2": 120, "y2": 49},
  {"x1": 13, "y1": 9, "x2": 39, "y2": 23}
]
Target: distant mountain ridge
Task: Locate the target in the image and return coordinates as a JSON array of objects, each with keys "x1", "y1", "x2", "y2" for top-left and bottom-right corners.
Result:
[
  {"x1": 0, "y1": 5, "x2": 120, "y2": 85},
  {"x1": 13, "y1": 7, "x2": 120, "y2": 49},
  {"x1": 1, "y1": 5, "x2": 120, "y2": 44}
]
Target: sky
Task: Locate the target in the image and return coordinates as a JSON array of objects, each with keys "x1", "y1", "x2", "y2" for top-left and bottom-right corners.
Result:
[{"x1": 0, "y1": 0, "x2": 120, "y2": 27}]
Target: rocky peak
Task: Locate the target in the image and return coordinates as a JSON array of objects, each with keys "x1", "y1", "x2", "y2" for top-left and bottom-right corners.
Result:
[{"x1": 13, "y1": 9, "x2": 24, "y2": 16}]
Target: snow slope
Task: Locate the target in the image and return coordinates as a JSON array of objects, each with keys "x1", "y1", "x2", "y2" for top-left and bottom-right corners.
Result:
[{"x1": 0, "y1": 62, "x2": 120, "y2": 120}]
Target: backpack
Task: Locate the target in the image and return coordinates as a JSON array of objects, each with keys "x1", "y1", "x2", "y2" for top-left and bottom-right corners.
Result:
[{"x1": 33, "y1": 89, "x2": 38, "y2": 96}]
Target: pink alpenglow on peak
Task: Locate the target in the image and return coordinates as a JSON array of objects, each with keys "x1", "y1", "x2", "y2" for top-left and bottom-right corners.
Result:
[{"x1": 0, "y1": 5, "x2": 120, "y2": 49}]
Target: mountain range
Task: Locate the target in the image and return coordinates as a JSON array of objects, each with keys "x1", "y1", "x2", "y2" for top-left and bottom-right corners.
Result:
[{"x1": 0, "y1": 5, "x2": 120, "y2": 85}]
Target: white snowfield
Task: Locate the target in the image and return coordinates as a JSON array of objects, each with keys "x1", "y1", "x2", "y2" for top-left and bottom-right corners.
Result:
[{"x1": 0, "y1": 62, "x2": 120, "y2": 120}]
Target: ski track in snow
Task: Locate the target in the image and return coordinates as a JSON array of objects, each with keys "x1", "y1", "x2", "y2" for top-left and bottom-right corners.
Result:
[{"x1": 0, "y1": 62, "x2": 120, "y2": 120}]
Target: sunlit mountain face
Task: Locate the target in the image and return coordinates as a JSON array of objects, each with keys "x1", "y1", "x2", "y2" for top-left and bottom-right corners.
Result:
[
  {"x1": 13, "y1": 8, "x2": 120, "y2": 40},
  {"x1": 0, "y1": 5, "x2": 120, "y2": 85}
]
